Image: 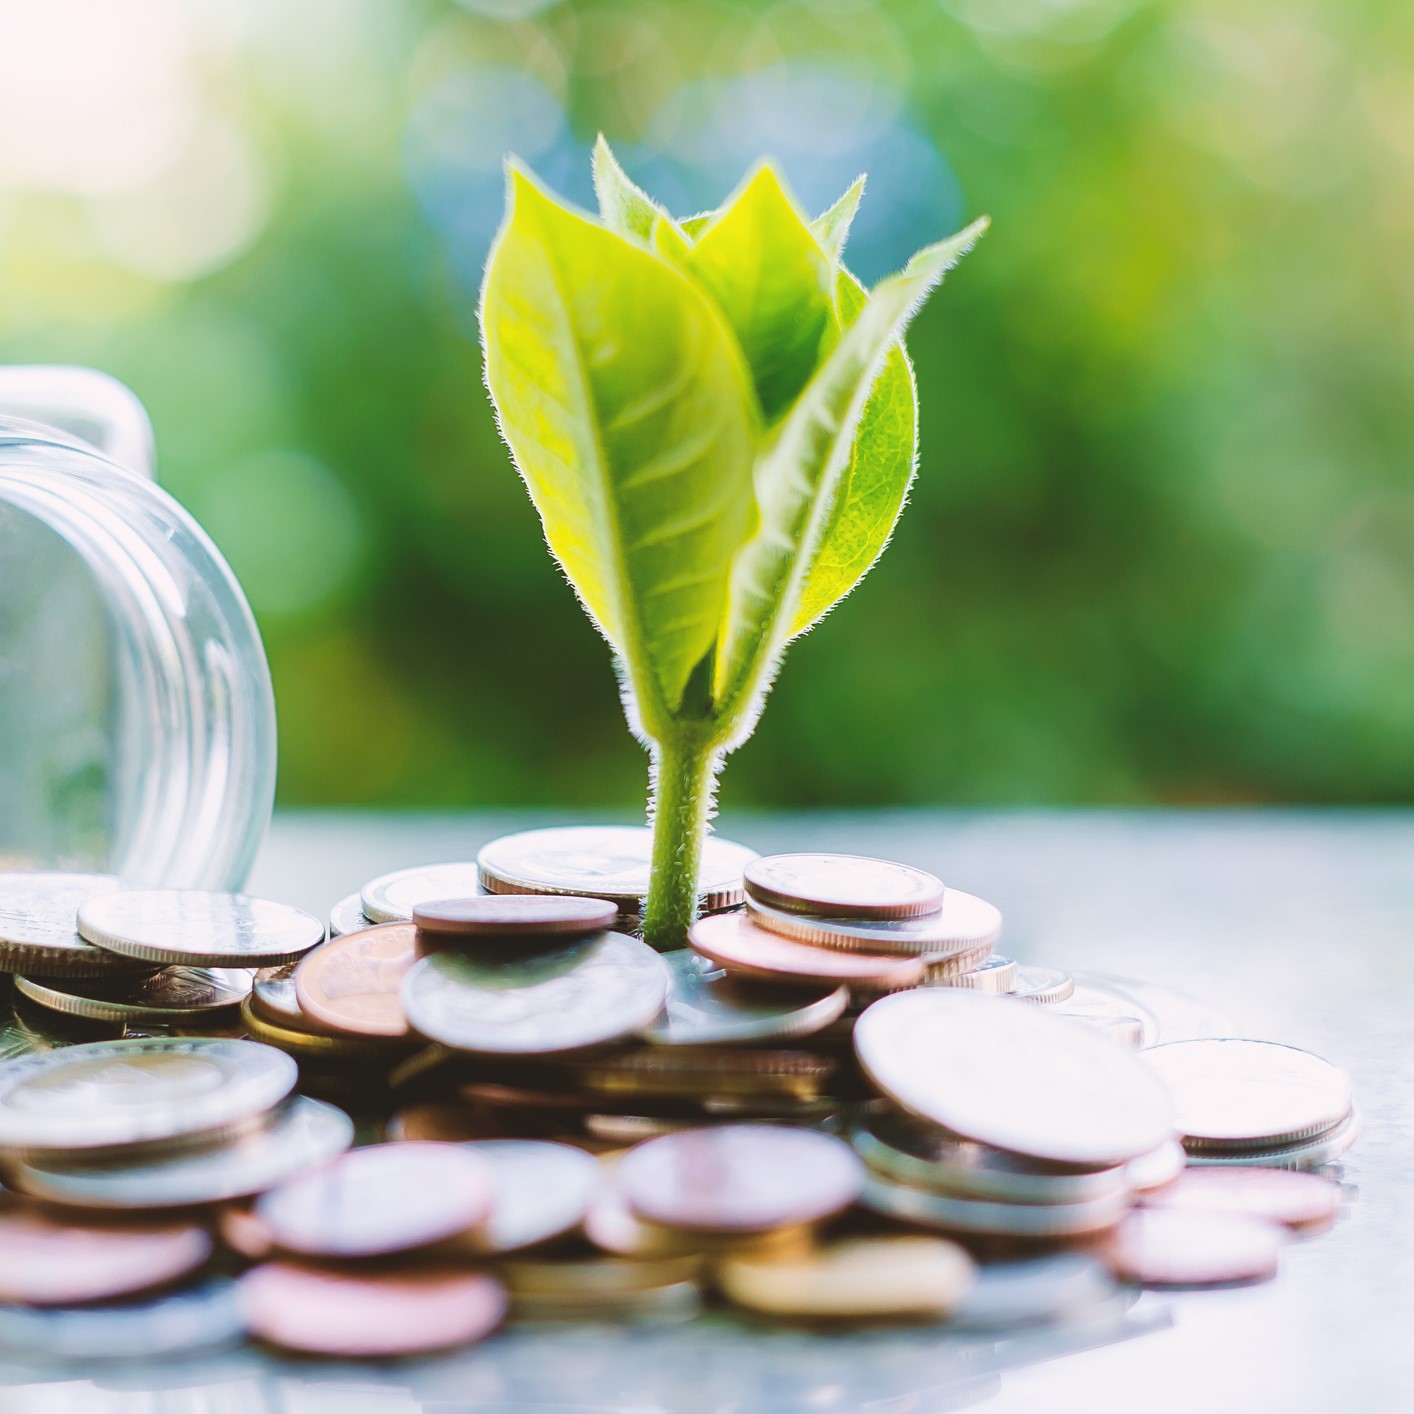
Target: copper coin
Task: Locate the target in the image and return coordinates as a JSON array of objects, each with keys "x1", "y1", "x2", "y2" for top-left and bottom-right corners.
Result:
[
  {"x1": 413, "y1": 894, "x2": 618, "y2": 939},
  {"x1": 617, "y1": 1124, "x2": 864, "y2": 1233},
  {"x1": 240, "y1": 1261, "x2": 506, "y2": 1357},
  {"x1": 1141, "y1": 1167, "x2": 1342, "y2": 1233},
  {"x1": 689, "y1": 913, "x2": 926, "y2": 989},
  {"x1": 294, "y1": 923, "x2": 418, "y2": 1038},
  {"x1": 255, "y1": 1142, "x2": 495, "y2": 1258},
  {"x1": 0, "y1": 1208, "x2": 211, "y2": 1306},
  {"x1": 1106, "y1": 1208, "x2": 1283, "y2": 1287},
  {"x1": 743, "y1": 853, "x2": 944, "y2": 920}
]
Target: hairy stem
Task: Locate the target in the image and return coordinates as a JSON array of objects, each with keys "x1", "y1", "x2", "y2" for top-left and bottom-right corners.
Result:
[{"x1": 642, "y1": 728, "x2": 720, "y2": 951}]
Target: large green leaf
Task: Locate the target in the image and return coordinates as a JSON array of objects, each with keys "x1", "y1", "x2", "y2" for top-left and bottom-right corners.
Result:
[
  {"x1": 679, "y1": 166, "x2": 835, "y2": 424},
  {"x1": 712, "y1": 219, "x2": 988, "y2": 710},
  {"x1": 480, "y1": 166, "x2": 759, "y2": 720},
  {"x1": 789, "y1": 270, "x2": 917, "y2": 636}
]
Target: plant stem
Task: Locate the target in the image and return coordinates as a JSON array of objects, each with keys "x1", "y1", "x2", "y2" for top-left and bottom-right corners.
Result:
[{"x1": 642, "y1": 728, "x2": 719, "y2": 951}]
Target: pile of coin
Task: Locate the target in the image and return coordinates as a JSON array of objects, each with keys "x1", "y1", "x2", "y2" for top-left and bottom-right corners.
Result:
[{"x1": 0, "y1": 830, "x2": 1359, "y2": 1363}]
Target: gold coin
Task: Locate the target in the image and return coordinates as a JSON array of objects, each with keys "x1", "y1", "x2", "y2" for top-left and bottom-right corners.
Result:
[
  {"x1": 716, "y1": 1235, "x2": 974, "y2": 1319},
  {"x1": 500, "y1": 1253, "x2": 703, "y2": 1298}
]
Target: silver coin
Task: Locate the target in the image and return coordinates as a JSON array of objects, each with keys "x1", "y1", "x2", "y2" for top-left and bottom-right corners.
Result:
[
  {"x1": 860, "y1": 1171, "x2": 1129, "y2": 1238},
  {"x1": 1183, "y1": 1105, "x2": 1361, "y2": 1171},
  {"x1": 330, "y1": 892, "x2": 373, "y2": 936},
  {"x1": 1143, "y1": 1038, "x2": 1354, "y2": 1149},
  {"x1": 640, "y1": 951, "x2": 847, "y2": 1046},
  {"x1": 952, "y1": 1253, "x2": 1118, "y2": 1329},
  {"x1": 250, "y1": 962, "x2": 306, "y2": 1027},
  {"x1": 1050, "y1": 982, "x2": 1158, "y2": 1046},
  {"x1": 1007, "y1": 966, "x2": 1074, "y2": 1005},
  {"x1": 0, "y1": 1278, "x2": 245, "y2": 1362},
  {"x1": 934, "y1": 953, "x2": 1016, "y2": 992},
  {"x1": 1073, "y1": 972, "x2": 1235, "y2": 1046},
  {"x1": 402, "y1": 932, "x2": 670, "y2": 1054},
  {"x1": 745, "y1": 887, "x2": 999, "y2": 957},
  {"x1": 0, "y1": 872, "x2": 149, "y2": 977},
  {"x1": 743, "y1": 853, "x2": 943, "y2": 920},
  {"x1": 77, "y1": 890, "x2": 325, "y2": 968},
  {"x1": 853, "y1": 1114, "x2": 1130, "y2": 1205},
  {"x1": 360, "y1": 863, "x2": 483, "y2": 925},
  {"x1": 855, "y1": 989, "x2": 1175, "y2": 1166},
  {"x1": 16, "y1": 967, "x2": 253, "y2": 1024},
  {"x1": 1125, "y1": 1138, "x2": 1188, "y2": 1193},
  {"x1": 459, "y1": 1140, "x2": 603, "y2": 1254},
  {"x1": 11, "y1": 1097, "x2": 353, "y2": 1208},
  {"x1": 477, "y1": 826, "x2": 758, "y2": 910},
  {"x1": 0, "y1": 1036, "x2": 297, "y2": 1153}
]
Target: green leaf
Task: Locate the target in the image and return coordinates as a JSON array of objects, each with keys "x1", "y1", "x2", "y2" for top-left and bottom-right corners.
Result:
[
  {"x1": 789, "y1": 269, "x2": 917, "y2": 636},
  {"x1": 712, "y1": 218, "x2": 989, "y2": 709},
  {"x1": 592, "y1": 135, "x2": 669, "y2": 243},
  {"x1": 481, "y1": 165, "x2": 760, "y2": 720},
  {"x1": 680, "y1": 165, "x2": 835, "y2": 424},
  {"x1": 811, "y1": 177, "x2": 866, "y2": 263}
]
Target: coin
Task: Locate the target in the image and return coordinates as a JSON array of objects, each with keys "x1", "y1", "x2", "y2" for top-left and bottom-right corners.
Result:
[
  {"x1": 477, "y1": 825, "x2": 758, "y2": 910},
  {"x1": 919, "y1": 944, "x2": 999, "y2": 985},
  {"x1": 361, "y1": 862, "x2": 484, "y2": 924},
  {"x1": 1183, "y1": 1106, "x2": 1362, "y2": 1171},
  {"x1": 745, "y1": 887, "x2": 999, "y2": 957},
  {"x1": 944, "y1": 954, "x2": 1017, "y2": 994},
  {"x1": 1105, "y1": 1208, "x2": 1283, "y2": 1287},
  {"x1": 250, "y1": 961, "x2": 327, "y2": 1030},
  {"x1": 1072, "y1": 972, "x2": 1234, "y2": 1046},
  {"x1": 401, "y1": 932, "x2": 670, "y2": 1054},
  {"x1": 0, "y1": 871, "x2": 148, "y2": 977},
  {"x1": 689, "y1": 913, "x2": 926, "y2": 989},
  {"x1": 413, "y1": 894, "x2": 619, "y2": 939},
  {"x1": 852, "y1": 1114, "x2": 1131, "y2": 1205},
  {"x1": 255, "y1": 1141, "x2": 495, "y2": 1258},
  {"x1": 0, "y1": 1036, "x2": 297, "y2": 1154},
  {"x1": 571, "y1": 1046, "x2": 836, "y2": 1102},
  {"x1": 1052, "y1": 981, "x2": 1160, "y2": 1046},
  {"x1": 511, "y1": 1278, "x2": 704, "y2": 1326},
  {"x1": 1125, "y1": 1138, "x2": 1187, "y2": 1194},
  {"x1": 1141, "y1": 1167, "x2": 1342, "y2": 1233},
  {"x1": 77, "y1": 889, "x2": 325, "y2": 967},
  {"x1": 859, "y1": 1170, "x2": 1129, "y2": 1238},
  {"x1": 502, "y1": 1253, "x2": 703, "y2": 1296},
  {"x1": 854, "y1": 989, "x2": 1174, "y2": 1166},
  {"x1": 329, "y1": 892, "x2": 372, "y2": 936},
  {"x1": 717, "y1": 1235, "x2": 974, "y2": 1319},
  {"x1": 1142, "y1": 1038, "x2": 1353, "y2": 1149},
  {"x1": 449, "y1": 1140, "x2": 603, "y2": 1254},
  {"x1": 617, "y1": 1124, "x2": 864, "y2": 1233},
  {"x1": 743, "y1": 853, "x2": 944, "y2": 920},
  {"x1": 239, "y1": 995, "x2": 405, "y2": 1062},
  {"x1": 1006, "y1": 966, "x2": 1074, "y2": 1006},
  {"x1": 294, "y1": 923, "x2": 418, "y2": 1038},
  {"x1": 639, "y1": 950, "x2": 847, "y2": 1046},
  {"x1": 951, "y1": 1253, "x2": 1117, "y2": 1329},
  {"x1": 240, "y1": 1261, "x2": 506, "y2": 1358},
  {"x1": 0, "y1": 1278, "x2": 246, "y2": 1362},
  {"x1": 0, "y1": 1209, "x2": 211, "y2": 1305},
  {"x1": 13, "y1": 1097, "x2": 354, "y2": 1209},
  {"x1": 16, "y1": 966, "x2": 252, "y2": 1024},
  {"x1": 218, "y1": 1205, "x2": 276, "y2": 1261}
]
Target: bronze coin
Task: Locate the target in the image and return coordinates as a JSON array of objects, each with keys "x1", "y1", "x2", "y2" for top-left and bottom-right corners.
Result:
[
  {"x1": 413, "y1": 894, "x2": 618, "y2": 938},
  {"x1": 0, "y1": 1208, "x2": 211, "y2": 1306},
  {"x1": 617, "y1": 1124, "x2": 864, "y2": 1233},
  {"x1": 1140, "y1": 1167, "x2": 1342, "y2": 1233},
  {"x1": 1105, "y1": 1208, "x2": 1283, "y2": 1287},
  {"x1": 240, "y1": 1261, "x2": 506, "y2": 1357},
  {"x1": 254, "y1": 1142, "x2": 495, "y2": 1258},
  {"x1": 294, "y1": 924, "x2": 418, "y2": 1038},
  {"x1": 689, "y1": 913, "x2": 926, "y2": 989}
]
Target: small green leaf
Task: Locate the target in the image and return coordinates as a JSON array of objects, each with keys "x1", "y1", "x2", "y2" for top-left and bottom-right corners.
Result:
[
  {"x1": 712, "y1": 219, "x2": 989, "y2": 709},
  {"x1": 790, "y1": 268, "x2": 917, "y2": 636},
  {"x1": 681, "y1": 165, "x2": 835, "y2": 424},
  {"x1": 481, "y1": 165, "x2": 760, "y2": 719},
  {"x1": 592, "y1": 135, "x2": 668, "y2": 242},
  {"x1": 811, "y1": 176, "x2": 866, "y2": 263}
]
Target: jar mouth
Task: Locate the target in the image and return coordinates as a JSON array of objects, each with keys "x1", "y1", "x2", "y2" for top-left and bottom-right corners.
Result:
[{"x1": 0, "y1": 423, "x2": 275, "y2": 890}]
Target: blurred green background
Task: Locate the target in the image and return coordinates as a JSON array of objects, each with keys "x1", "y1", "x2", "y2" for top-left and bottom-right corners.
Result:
[{"x1": 2, "y1": 0, "x2": 1410, "y2": 810}]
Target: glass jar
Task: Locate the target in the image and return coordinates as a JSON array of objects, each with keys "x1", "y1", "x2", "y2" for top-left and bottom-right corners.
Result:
[{"x1": 0, "y1": 366, "x2": 275, "y2": 889}]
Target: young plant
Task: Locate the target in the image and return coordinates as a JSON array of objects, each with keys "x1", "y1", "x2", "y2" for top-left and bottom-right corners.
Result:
[{"x1": 480, "y1": 138, "x2": 986, "y2": 949}]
